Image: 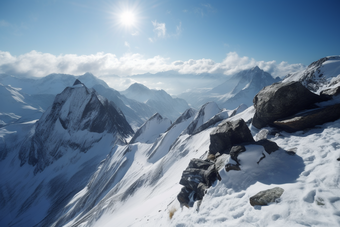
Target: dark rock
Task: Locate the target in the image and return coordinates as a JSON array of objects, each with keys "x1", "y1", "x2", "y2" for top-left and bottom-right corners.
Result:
[
  {"x1": 249, "y1": 187, "x2": 284, "y2": 206},
  {"x1": 177, "y1": 187, "x2": 193, "y2": 207},
  {"x1": 225, "y1": 163, "x2": 241, "y2": 172},
  {"x1": 337, "y1": 157, "x2": 340, "y2": 161},
  {"x1": 255, "y1": 139, "x2": 279, "y2": 154},
  {"x1": 196, "y1": 183, "x2": 208, "y2": 200},
  {"x1": 73, "y1": 79, "x2": 83, "y2": 86},
  {"x1": 178, "y1": 158, "x2": 221, "y2": 207},
  {"x1": 252, "y1": 81, "x2": 324, "y2": 129},
  {"x1": 229, "y1": 145, "x2": 246, "y2": 164},
  {"x1": 273, "y1": 103, "x2": 340, "y2": 132},
  {"x1": 188, "y1": 158, "x2": 214, "y2": 170},
  {"x1": 209, "y1": 119, "x2": 254, "y2": 155}
]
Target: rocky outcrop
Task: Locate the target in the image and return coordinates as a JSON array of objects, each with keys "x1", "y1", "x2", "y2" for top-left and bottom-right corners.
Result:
[
  {"x1": 209, "y1": 119, "x2": 254, "y2": 155},
  {"x1": 252, "y1": 81, "x2": 325, "y2": 129},
  {"x1": 177, "y1": 159, "x2": 221, "y2": 207},
  {"x1": 249, "y1": 187, "x2": 284, "y2": 206},
  {"x1": 273, "y1": 104, "x2": 340, "y2": 132}
]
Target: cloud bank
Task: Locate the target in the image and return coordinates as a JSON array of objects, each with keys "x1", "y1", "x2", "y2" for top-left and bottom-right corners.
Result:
[{"x1": 0, "y1": 50, "x2": 305, "y2": 79}]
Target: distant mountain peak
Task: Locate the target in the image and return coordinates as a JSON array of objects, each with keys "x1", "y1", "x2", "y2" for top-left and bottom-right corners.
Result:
[
  {"x1": 251, "y1": 66, "x2": 261, "y2": 71},
  {"x1": 73, "y1": 79, "x2": 83, "y2": 86}
]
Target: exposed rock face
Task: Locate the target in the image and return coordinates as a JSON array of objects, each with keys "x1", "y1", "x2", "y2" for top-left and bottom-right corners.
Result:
[
  {"x1": 178, "y1": 159, "x2": 221, "y2": 207},
  {"x1": 273, "y1": 104, "x2": 340, "y2": 132},
  {"x1": 249, "y1": 187, "x2": 284, "y2": 206},
  {"x1": 18, "y1": 81, "x2": 134, "y2": 174},
  {"x1": 209, "y1": 119, "x2": 254, "y2": 155},
  {"x1": 252, "y1": 81, "x2": 323, "y2": 129}
]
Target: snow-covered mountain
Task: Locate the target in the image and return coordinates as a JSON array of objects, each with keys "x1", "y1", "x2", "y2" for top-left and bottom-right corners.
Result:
[
  {"x1": 0, "y1": 72, "x2": 109, "y2": 95},
  {"x1": 130, "y1": 113, "x2": 172, "y2": 144},
  {"x1": 122, "y1": 83, "x2": 190, "y2": 121},
  {"x1": 1, "y1": 56, "x2": 340, "y2": 227},
  {"x1": 0, "y1": 73, "x2": 189, "y2": 130},
  {"x1": 91, "y1": 84, "x2": 155, "y2": 131},
  {"x1": 0, "y1": 80, "x2": 134, "y2": 226},
  {"x1": 178, "y1": 66, "x2": 280, "y2": 109},
  {"x1": 0, "y1": 83, "x2": 54, "y2": 127},
  {"x1": 283, "y1": 55, "x2": 340, "y2": 93}
]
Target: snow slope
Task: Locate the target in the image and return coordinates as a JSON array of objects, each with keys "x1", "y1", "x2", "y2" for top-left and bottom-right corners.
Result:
[{"x1": 0, "y1": 80, "x2": 133, "y2": 227}]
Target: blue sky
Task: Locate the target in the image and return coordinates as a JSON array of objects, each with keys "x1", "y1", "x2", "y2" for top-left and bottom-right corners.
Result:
[{"x1": 0, "y1": 0, "x2": 340, "y2": 90}]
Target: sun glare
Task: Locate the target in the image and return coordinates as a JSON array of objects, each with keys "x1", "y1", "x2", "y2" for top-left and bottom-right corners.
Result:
[{"x1": 120, "y1": 11, "x2": 136, "y2": 27}]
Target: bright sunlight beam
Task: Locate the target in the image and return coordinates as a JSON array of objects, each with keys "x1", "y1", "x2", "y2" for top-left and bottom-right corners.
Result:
[{"x1": 119, "y1": 11, "x2": 136, "y2": 27}]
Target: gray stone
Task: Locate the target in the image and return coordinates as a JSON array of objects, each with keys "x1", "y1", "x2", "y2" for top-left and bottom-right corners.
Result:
[
  {"x1": 273, "y1": 103, "x2": 340, "y2": 132},
  {"x1": 178, "y1": 158, "x2": 221, "y2": 207},
  {"x1": 252, "y1": 81, "x2": 323, "y2": 129},
  {"x1": 209, "y1": 119, "x2": 254, "y2": 155},
  {"x1": 249, "y1": 187, "x2": 284, "y2": 206}
]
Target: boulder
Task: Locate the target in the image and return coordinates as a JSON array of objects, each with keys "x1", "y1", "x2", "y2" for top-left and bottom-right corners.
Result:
[
  {"x1": 209, "y1": 119, "x2": 254, "y2": 155},
  {"x1": 178, "y1": 158, "x2": 221, "y2": 207},
  {"x1": 252, "y1": 81, "x2": 323, "y2": 129},
  {"x1": 273, "y1": 104, "x2": 340, "y2": 132},
  {"x1": 249, "y1": 187, "x2": 284, "y2": 206}
]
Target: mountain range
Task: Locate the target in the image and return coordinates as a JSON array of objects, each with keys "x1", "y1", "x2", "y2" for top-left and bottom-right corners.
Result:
[
  {"x1": 178, "y1": 66, "x2": 281, "y2": 109},
  {"x1": 1, "y1": 56, "x2": 340, "y2": 227}
]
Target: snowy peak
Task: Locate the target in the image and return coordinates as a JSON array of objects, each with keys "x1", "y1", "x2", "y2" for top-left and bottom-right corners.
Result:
[
  {"x1": 283, "y1": 55, "x2": 340, "y2": 92},
  {"x1": 18, "y1": 80, "x2": 133, "y2": 174},
  {"x1": 130, "y1": 113, "x2": 172, "y2": 144},
  {"x1": 122, "y1": 82, "x2": 190, "y2": 121},
  {"x1": 184, "y1": 102, "x2": 221, "y2": 135},
  {"x1": 168, "y1": 108, "x2": 197, "y2": 131},
  {"x1": 73, "y1": 79, "x2": 83, "y2": 86}
]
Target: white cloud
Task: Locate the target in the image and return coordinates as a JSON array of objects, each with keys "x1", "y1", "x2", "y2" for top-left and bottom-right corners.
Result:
[
  {"x1": 124, "y1": 41, "x2": 130, "y2": 48},
  {"x1": 148, "y1": 38, "x2": 154, "y2": 43},
  {"x1": 0, "y1": 50, "x2": 305, "y2": 80},
  {"x1": 152, "y1": 20, "x2": 166, "y2": 38}
]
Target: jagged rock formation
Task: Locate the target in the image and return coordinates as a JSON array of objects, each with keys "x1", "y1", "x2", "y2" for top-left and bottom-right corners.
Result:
[
  {"x1": 209, "y1": 118, "x2": 254, "y2": 155},
  {"x1": 177, "y1": 159, "x2": 221, "y2": 207},
  {"x1": 249, "y1": 187, "x2": 284, "y2": 206},
  {"x1": 18, "y1": 80, "x2": 133, "y2": 174}
]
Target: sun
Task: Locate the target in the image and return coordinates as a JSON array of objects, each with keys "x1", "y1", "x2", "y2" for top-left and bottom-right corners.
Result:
[{"x1": 119, "y1": 11, "x2": 136, "y2": 27}]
